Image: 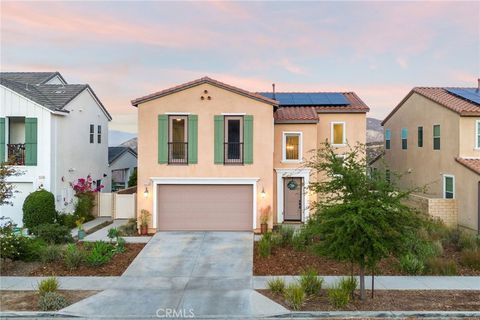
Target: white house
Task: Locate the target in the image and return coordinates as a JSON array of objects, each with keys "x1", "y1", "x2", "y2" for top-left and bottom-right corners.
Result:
[
  {"x1": 108, "y1": 146, "x2": 137, "y2": 191},
  {"x1": 0, "y1": 72, "x2": 112, "y2": 225}
]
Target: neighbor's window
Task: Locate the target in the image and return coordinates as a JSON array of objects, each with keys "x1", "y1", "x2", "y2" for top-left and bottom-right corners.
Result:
[
  {"x1": 224, "y1": 116, "x2": 243, "y2": 164},
  {"x1": 168, "y1": 116, "x2": 188, "y2": 164},
  {"x1": 401, "y1": 128, "x2": 408, "y2": 150},
  {"x1": 283, "y1": 132, "x2": 301, "y2": 161},
  {"x1": 385, "y1": 129, "x2": 391, "y2": 149},
  {"x1": 97, "y1": 125, "x2": 102, "y2": 144},
  {"x1": 89, "y1": 124, "x2": 94, "y2": 144},
  {"x1": 476, "y1": 120, "x2": 480, "y2": 149},
  {"x1": 331, "y1": 122, "x2": 345, "y2": 145},
  {"x1": 418, "y1": 126, "x2": 423, "y2": 148},
  {"x1": 433, "y1": 125, "x2": 441, "y2": 150},
  {"x1": 443, "y1": 175, "x2": 454, "y2": 199}
]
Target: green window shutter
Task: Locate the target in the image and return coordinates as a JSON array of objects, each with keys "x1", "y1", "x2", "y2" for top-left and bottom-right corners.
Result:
[
  {"x1": 0, "y1": 118, "x2": 5, "y2": 163},
  {"x1": 214, "y1": 115, "x2": 224, "y2": 164},
  {"x1": 244, "y1": 115, "x2": 253, "y2": 164},
  {"x1": 25, "y1": 118, "x2": 37, "y2": 166},
  {"x1": 158, "y1": 115, "x2": 168, "y2": 164},
  {"x1": 188, "y1": 115, "x2": 198, "y2": 164}
]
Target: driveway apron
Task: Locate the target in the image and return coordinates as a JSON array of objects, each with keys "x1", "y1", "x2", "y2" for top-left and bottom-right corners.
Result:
[{"x1": 61, "y1": 232, "x2": 287, "y2": 318}]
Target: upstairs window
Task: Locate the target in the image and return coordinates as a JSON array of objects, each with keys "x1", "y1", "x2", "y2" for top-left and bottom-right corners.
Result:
[
  {"x1": 418, "y1": 126, "x2": 423, "y2": 147},
  {"x1": 168, "y1": 116, "x2": 188, "y2": 164},
  {"x1": 331, "y1": 122, "x2": 346, "y2": 145},
  {"x1": 476, "y1": 120, "x2": 480, "y2": 149},
  {"x1": 97, "y1": 125, "x2": 102, "y2": 144},
  {"x1": 385, "y1": 129, "x2": 391, "y2": 149},
  {"x1": 224, "y1": 116, "x2": 243, "y2": 164},
  {"x1": 443, "y1": 175, "x2": 454, "y2": 199},
  {"x1": 89, "y1": 124, "x2": 94, "y2": 144},
  {"x1": 283, "y1": 132, "x2": 302, "y2": 162},
  {"x1": 433, "y1": 125, "x2": 441, "y2": 150},
  {"x1": 401, "y1": 128, "x2": 408, "y2": 150}
]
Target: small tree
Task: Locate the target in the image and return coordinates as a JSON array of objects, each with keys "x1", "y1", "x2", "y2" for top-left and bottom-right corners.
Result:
[
  {"x1": 128, "y1": 168, "x2": 137, "y2": 187},
  {"x1": 307, "y1": 142, "x2": 420, "y2": 300},
  {"x1": 0, "y1": 163, "x2": 21, "y2": 206}
]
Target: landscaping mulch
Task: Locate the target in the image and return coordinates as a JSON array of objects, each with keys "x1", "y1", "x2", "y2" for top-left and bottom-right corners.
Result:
[
  {"x1": 258, "y1": 289, "x2": 480, "y2": 311},
  {"x1": 253, "y1": 243, "x2": 480, "y2": 276},
  {"x1": 0, "y1": 290, "x2": 99, "y2": 311},
  {"x1": 1, "y1": 243, "x2": 145, "y2": 276}
]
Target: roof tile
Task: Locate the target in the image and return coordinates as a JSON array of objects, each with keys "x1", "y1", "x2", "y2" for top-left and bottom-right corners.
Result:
[{"x1": 456, "y1": 157, "x2": 480, "y2": 175}]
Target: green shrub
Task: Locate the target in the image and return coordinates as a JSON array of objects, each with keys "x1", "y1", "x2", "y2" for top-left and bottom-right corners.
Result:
[
  {"x1": 284, "y1": 283, "x2": 305, "y2": 310},
  {"x1": 38, "y1": 277, "x2": 59, "y2": 296},
  {"x1": 128, "y1": 168, "x2": 137, "y2": 187},
  {"x1": 0, "y1": 228, "x2": 24, "y2": 260},
  {"x1": 399, "y1": 254, "x2": 425, "y2": 275},
  {"x1": 74, "y1": 193, "x2": 95, "y2": 222},
  {"x1": 277, "y1": 225, "x2": 295, "y2": 246},
  {"x1": 257, "y1": 235, "x2": 272, "y2": 258},
  {"x1": 107, "y1": 228, "x2": 120, "y2": 240},
  {"x1": 425, "y1": 257, "x2": 458, "y2": 275},
  {"x1": 22, "y1": 189, "x2": 56, "y2": 231},
  {"x1": 292, "y1": 228, "x2": 311, "y2": 251},
  {"x1": 19, "y1": 238, "x2": 47, "y2": 262},
  {"x1": 460, "y1": 249, "x2": 480, "y2": 271},
  {"x1": 40, "y1": 245, "x2": 64, "y2": 264},
  {"x1": 422, "y1": 218, "x2": 449, "y2": 241},
  {"x1": 444, "y1": 228, "x2": 461, "y2": 248},
  {"x1": 339, "y1": 276, "x2": 358, "y2": 297},
  {"x1": 32, "y1": 223, "x2": 73, "y2": 244},
  {"x1": 115, "y1": 237, "x2": 126, "y2": 253},
  {"x1": 299, "y1": 269, "x2": 323, "y2": 296},
  {"x1": 267, "y1": 278, "x2": 285, "y2": 294},
  {"x1": 64, "y1": 244, "x2": 84, "y2": 270},
  {"x1": 57, "y1": 213, "x2": 77, "y2": 229},
  {"x1": 85, "y1": 241, "x2": 114, "y2": 267},
  {"x1": 38, "y1": 292, "x2": 69, "y2": 311},
  {"x1": 118, "y1": 219, "x2": 138, "y2": 236},
  {"x1": 328, "y1": 283, "x2": 350, "y2": 309},
  {"x1": 459, "y1": 232, "x2": 478, "y2": 251}
]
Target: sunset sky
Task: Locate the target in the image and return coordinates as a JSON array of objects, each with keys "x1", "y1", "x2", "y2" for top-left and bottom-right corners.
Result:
[{"x1": 1, "y1": 1, "x2": 478, "y2": 133}]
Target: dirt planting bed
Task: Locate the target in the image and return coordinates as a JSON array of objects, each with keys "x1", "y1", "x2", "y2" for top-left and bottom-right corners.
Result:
[
  {"x1": 0, "y1": 290, "x2": 99, "y2": 311},
  {"x1": 258, "y1": 289, "x2": 480, "y2": 311},
  {"x1": 1, "y1": 243, "x2": 145, "y2": 276}
]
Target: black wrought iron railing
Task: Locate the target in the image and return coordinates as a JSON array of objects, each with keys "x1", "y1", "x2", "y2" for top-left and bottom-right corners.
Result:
[
  {"x1": 224, "y1": 142, "x2": 243, "y2": 164},
  {"x1": 7, "y1": 143, "x2": 25, "y2": 165},
  {"x1": 168, "y1": 142, "x2": 188, "y2": 164}
]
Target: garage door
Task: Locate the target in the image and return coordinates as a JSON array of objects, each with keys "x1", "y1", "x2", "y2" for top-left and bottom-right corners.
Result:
[{"x1": 157, "y1": 184, "x2": 253, "y2": 231}]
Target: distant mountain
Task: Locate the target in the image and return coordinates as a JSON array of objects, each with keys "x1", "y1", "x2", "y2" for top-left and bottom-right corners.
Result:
[
  {"x1": 121, "y1": 137, "x2": 138, "y2": 153},
  {"x1": 367, "y1": 117, "x2": 384, "y2": 144},
  {"x1": 109, "y1": 130, "x2": 137, "y2": 146}
]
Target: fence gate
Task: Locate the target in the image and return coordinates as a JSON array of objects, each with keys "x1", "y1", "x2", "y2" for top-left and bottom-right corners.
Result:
[{"x1": 97, "y1": 188, "x2": 136, "y2": 219}]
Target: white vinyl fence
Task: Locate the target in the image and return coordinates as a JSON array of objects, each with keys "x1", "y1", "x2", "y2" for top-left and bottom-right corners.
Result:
[{"x1": 97, "y1": 189, "x2": 136, "y2": 219}]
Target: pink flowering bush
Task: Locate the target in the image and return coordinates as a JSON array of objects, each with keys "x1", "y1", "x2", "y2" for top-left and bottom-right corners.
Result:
[{"x1": 71, "y1": 175, "x2": 103, "y2": 194}]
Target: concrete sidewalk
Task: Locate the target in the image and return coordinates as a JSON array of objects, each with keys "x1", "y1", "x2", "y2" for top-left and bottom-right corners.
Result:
[
  {"x1": 82, "y1": 219, "x2": 128, "y2": 242},
  {"x1": 254, "y1": 275, "x2": 480, "y2": 290},
  {"x1": 70, "y1": 217, "x2": 112, "y2": 238}
]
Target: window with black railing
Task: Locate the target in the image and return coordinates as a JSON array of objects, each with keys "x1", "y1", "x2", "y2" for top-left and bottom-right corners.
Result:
[
  {"x1": 224, "y1": 142, "x2": 243, "y2": 164},
  {"x1": 168, "y1": 142, "x2": 188, "y2": 164},
  {"x1": 7, "y1": 143, "x2": 25, "y2": 165},
  {"x1": 224, "y1": 117, "x2": 244, "y2": 165}
]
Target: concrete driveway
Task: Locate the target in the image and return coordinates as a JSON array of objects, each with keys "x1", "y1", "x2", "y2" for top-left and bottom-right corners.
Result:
[{"x1": 62, "y1": 232, "x2": 287, "y2": 318}]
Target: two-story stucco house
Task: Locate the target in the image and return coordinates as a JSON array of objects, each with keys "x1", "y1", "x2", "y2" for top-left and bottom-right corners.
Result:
[
  {"x1": 377, "y1": 86, "x2": 480, "y2": 233},
  {"x1": 0, "y1": 72, "x2": 112, "y2": 226},
  {"x1": 132, "y1": 77, "x2": 368, "y2": 232},
  {"x1": 109, "y1": 146, "x2": 137, "y2": 191}
]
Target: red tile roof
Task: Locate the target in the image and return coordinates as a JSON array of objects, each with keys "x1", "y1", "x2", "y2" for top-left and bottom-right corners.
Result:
[
  {"x1": 274, "y1": 92, "x2": 369, "y2": 122},
  {"x1": 274, "y1": 107, "x2": 318, "y2": 123},
  {"x1": 131, "y1": 76, "x2": 278, "y2": 107},
  {"x1": 456, "y1": 157, "x2": 480, "y2": 175},
  {"x1": 383, "y1": 87, "x2": 480, "y2": 125}
]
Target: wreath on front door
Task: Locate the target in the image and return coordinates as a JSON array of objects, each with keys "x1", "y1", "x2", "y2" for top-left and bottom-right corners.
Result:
[{"x1": 287, "y1": 180, "x2": 298, "y2": 190}]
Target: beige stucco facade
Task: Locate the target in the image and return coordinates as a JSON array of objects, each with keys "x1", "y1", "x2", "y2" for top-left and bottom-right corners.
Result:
[
  {"x1": 380, "y1": 92, "x2": 480, "y2": 232},
  {"x1": 135, "y1": 80, "x2": 367, "y2": 232}
]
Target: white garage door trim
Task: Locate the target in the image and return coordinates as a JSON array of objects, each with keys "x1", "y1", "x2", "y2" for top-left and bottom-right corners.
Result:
[{"x1": 150, "y1": 177, "x2": 259, "y2": 230}]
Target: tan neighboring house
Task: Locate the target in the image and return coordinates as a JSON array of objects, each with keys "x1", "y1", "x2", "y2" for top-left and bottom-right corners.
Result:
[
  {"x1": 131, "y1": 77, "x2": 368, "y2": 232},
  {"x1": 375, "y1": 86, "x2": 480, "y2": 233}
]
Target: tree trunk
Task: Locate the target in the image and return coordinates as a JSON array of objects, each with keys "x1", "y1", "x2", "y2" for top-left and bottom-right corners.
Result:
[
  {"x1": 371, "y1": 267, "x2": 375, "y2": 299},
  {"x1": 359, "y1": 260, "x2": 366, "y2": 301}
]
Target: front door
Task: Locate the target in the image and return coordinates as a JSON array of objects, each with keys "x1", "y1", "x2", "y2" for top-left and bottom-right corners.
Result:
[{"x1": 284, "y1": 177, "x2": 303, "y2": 221}]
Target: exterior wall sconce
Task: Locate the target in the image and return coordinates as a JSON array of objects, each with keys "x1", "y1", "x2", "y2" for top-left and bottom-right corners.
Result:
[
  {"x1": 143, "y1": 187, "x2": 149, "y2": 198},
  {"x1": 260, "y1": 187, "x2": 266, "y2": 198}
]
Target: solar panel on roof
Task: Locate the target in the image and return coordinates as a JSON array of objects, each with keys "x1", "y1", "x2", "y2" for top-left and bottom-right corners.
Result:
[
  {"x1": 446, "y1": 88, "x2": 480, "y2": 105},
  {"x1": 257, "y1": 92, "x2": 350, "y2": 106}
]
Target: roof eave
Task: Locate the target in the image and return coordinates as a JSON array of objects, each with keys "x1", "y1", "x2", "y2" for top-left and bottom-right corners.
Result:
[{"x1": 274, "y1": 120, "x2": 318, "y2": 124}]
